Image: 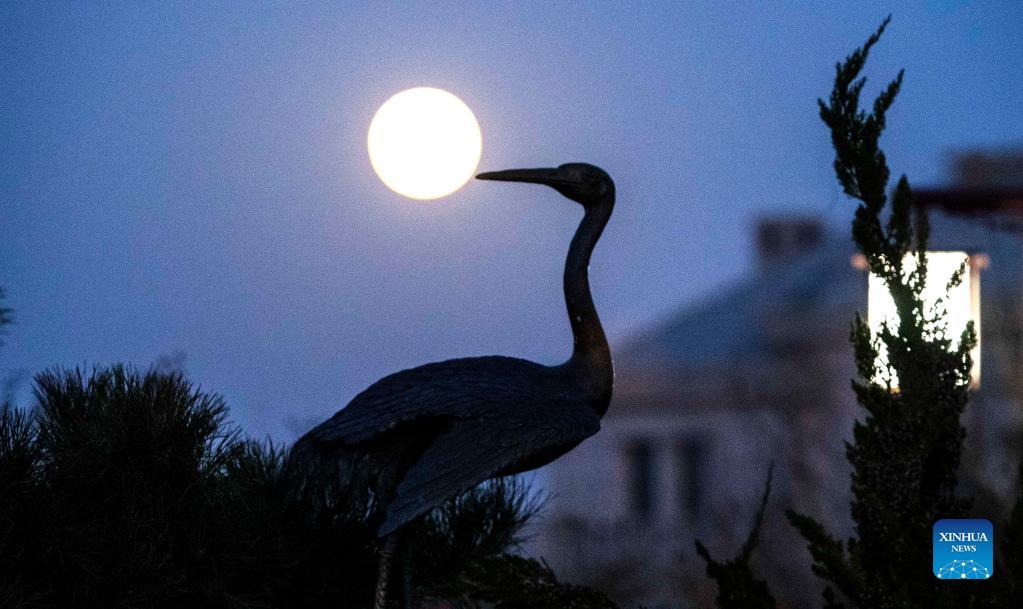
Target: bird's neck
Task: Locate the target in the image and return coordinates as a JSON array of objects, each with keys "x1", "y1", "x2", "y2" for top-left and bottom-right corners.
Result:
[{"x1": 564, "y1": 190, "x2": 614, "y2": 412}]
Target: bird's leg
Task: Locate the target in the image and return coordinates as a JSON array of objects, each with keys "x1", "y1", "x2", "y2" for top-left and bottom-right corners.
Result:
[{"x1": 374, "y1": 532, "x2": 399, "y2": 609}]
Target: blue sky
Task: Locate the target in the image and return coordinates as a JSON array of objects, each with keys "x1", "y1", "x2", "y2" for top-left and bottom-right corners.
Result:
[{"x1": 2, "y1": 2, "x2": 1021, "y2": 439}]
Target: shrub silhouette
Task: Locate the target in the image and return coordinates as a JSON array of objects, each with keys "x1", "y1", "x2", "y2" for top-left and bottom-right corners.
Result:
[{"x1": 0, "y1": 366, "x2": 618, "y2": 609}]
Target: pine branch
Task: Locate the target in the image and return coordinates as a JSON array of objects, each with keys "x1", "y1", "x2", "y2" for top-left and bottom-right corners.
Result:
[
  {"x1": 698, "y1": 465, "x2": 777, "y2": 609},
  {"x1": 786, "y1": 510, "x2": 859, "y2": 608}
]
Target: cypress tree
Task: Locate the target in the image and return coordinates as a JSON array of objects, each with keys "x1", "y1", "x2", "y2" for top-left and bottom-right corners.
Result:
[{"x1": 786, "y1": 18, "x2": 992, "y2": 609}]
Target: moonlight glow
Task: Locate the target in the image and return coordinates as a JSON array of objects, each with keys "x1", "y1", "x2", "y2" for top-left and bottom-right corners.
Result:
[{"x1": 367, "y1": 87, "x2": 482, "y2": 200}]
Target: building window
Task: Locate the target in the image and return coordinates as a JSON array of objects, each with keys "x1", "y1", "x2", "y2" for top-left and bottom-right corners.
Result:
[
  {"x1": 866, "y1": 251, "x2": 982, "y2": 386},
  {"x1": 677, "y1": 436, "x2": 708, "y2": 522},
  {"x1": 625, "y1": 439, "x2": 656, "y2": 520}
]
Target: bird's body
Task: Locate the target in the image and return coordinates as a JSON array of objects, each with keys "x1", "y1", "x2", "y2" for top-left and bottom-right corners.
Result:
[
  {"x1": 291, "y1": 354, "x2": 607, "y2": 534},
  {"x1": 287, "y1": 163, "x2": 615, "y2": 609}
]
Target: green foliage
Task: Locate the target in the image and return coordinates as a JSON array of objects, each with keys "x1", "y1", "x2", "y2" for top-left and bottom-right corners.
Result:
[
  {"x1": 705, "y1": 18, "x2": 1023, "y2": 609},
  {"x1": 0, "y1": 365, "x2": 618, "y2": 609},
  {"x1": 781, "y1": 18, "x2": 1021, "y2": 609},
  {"x1": 697, "y1": 466, "x2": 777, "y2": 609}
]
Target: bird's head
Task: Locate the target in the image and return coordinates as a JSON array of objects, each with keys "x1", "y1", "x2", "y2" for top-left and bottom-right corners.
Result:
[{"x1": 476, "y1": 163, "x2": 613, "y2": 208}]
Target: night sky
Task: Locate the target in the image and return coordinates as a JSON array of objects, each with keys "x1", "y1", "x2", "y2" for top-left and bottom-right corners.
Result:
[{"x1": 2, "y1": 2, "x2": 1021, "y2": 439}]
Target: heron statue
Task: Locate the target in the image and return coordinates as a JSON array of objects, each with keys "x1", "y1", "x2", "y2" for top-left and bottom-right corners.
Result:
[{"x1": 288, "y1": 163, "x2": 615, "y2": 609}]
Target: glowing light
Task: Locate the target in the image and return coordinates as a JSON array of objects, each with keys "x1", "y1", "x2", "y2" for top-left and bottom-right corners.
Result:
[
  {"x1": 867, "y1": 251, "x2": 981, "y2": 386},
  {"x1": 367, "y1": 87, "x2": 482, "y2": 200}
]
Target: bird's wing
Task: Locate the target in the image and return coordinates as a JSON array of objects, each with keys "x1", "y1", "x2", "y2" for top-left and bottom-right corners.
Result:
[
  {"x1": 378, "y1": 405, "x2": 600, "y2": 536},
  {"x1": 305, "y1": 356, "x2": 549, "y2": 445}
]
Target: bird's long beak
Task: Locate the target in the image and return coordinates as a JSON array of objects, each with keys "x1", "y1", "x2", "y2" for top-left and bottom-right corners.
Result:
[{"x1": 476, "y1": 167, "x2": 570, "y2": 187}]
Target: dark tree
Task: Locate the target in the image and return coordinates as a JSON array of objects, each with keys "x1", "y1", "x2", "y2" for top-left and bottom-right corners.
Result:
[
  {"x1": 0, "y1": 365, "x2": 621, "y2": 609},
  {"x1": 783, "y1": 18, "x2": 1021, "y2": 609},
  {"x1": 703, "y1": 18, "x2": 1023, "y2": 609}
]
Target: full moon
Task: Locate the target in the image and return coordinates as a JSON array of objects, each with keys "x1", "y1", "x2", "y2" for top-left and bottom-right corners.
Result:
[{"x1": 367, "y1": 87, "x2": 482, "y2": 200}]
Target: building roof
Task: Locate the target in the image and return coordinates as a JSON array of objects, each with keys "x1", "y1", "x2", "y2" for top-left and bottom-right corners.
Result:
[
  {"x1": 617, "y1": 239, "x2": 861, "y2": 371},
  {"x1": 608, "y1": 235, "x2": 865, "y2": 415},
  {"x1": 916, "y1": 188, "x2": 1023, "y2": 231}
]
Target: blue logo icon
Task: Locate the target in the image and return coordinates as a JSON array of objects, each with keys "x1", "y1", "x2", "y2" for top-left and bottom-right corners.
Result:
[{"x1": 933, "y1": 519, "x2": 992, "y2": 580}]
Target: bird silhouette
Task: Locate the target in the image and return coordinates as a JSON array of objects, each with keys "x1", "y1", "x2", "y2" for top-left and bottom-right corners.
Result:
[{"x1": 287, "y1": 163, "x2": 615, "y2": 609}]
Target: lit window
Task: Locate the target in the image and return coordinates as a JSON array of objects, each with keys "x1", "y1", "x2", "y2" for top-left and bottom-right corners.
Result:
[{"x1": 867, "y1": 251, "x2": 981, "y2": 386}]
